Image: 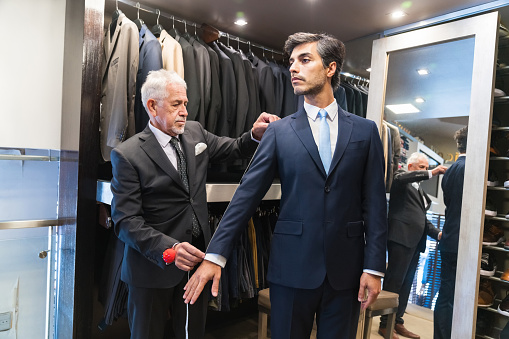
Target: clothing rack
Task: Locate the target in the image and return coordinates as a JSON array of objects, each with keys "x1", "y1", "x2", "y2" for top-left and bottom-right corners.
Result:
[
  {"x1": 341, "y1": 72, "x2": 370, "y2": 85},
  {"x1": 116, "y1": 0, "x2": 283, "y2": 56}
]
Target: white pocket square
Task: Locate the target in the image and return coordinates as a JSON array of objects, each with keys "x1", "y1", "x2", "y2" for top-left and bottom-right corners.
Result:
[{"x1": 195, "y1": 143, "x2": 207, "y2": 156}]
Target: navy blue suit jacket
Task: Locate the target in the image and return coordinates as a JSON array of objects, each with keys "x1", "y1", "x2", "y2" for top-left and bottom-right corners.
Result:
[
  {"x1": 207, "y1": 105, "x2": 388, "y2": 291},
  {"x1": 439, "y1": 156, "x2": 465, "y2": 253}
]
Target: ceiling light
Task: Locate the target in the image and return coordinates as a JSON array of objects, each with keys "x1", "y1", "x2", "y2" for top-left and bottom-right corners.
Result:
[
  {"x1": 234, "y1": 19, "x2": 247, "y2": 26},
  {"x1": 366, "y1": 67, "x2": 372, "y2": 72},
  {"x1": 417, "y1": 69, "x2": 430, "y2": 75},
  {"x1": 415, "y1": 97, "x2": 425, "y2": 103},
  {"x1": 386, "y1": 104, "x2": 420, "y2": 114},
  {"x1": 390, "y1": 11, "x2": 407, "y2": 19}
]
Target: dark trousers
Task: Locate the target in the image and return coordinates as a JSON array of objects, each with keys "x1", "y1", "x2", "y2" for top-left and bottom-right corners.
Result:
[
  {"x1": 380, "y1": 241, "x2": 420, "y2": 327},
  {"x1": 270, "y1": 276, "x2": 360, "y2": 339},
  {"x1": 127, "y1": 275, "x2": 209, "y2": 339},
  {"x1": 434, "y1": 251, "x2": 457, "y2": 339}
]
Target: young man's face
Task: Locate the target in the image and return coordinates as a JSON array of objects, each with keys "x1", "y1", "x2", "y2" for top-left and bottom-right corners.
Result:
[
  {"x1": 149, "y1": 83, "x2": 188, "y2": 136},
  {"x1": 288, "y1": 41, "x2": 334, "y2": 96}
]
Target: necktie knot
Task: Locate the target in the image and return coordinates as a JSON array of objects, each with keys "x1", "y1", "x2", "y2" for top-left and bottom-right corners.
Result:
[{"x1": 318, "y1": 109, "x2": 328, "y2": 120}]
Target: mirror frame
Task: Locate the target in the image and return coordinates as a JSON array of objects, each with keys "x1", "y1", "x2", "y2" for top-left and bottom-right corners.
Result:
[{"x1": 366, "y1": 12, "x2": 499, "y2": 338}]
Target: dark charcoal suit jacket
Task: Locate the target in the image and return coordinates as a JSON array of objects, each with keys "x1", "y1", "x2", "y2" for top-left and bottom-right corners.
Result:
[{"x1": 111, "y1": 122, "x2": 257, "y2": 288}]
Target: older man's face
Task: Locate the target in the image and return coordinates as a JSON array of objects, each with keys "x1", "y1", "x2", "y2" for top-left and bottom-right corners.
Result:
[
  {"x1": 408, "y1": 158, "x2": 429, "y2": 171},
  {"x1": 151, "y1": 83, "x2": 188, "y2": 136}
]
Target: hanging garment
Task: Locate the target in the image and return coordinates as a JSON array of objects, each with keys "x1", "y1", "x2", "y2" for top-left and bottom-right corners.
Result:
[
  {"x1": 187, "y1": 35, "x2": 211, "y2": 127},
  {"x1": 134, "y1": 24, "x2": 163, "y2": 133},
  {"x1": 278, "y1": 64, "x2": 297, "y2": 117},
  {"x1": 198, "y1": 39, "x2": 222, "y2": 135},
  {"x1": 101, "y1": 13, "x2": 139, "y2": 161},
  {"x1": 158, "y1": 29, "x2": 184, "y2": 79},
  {"x1": 249, "y1": 54, "x2": 277, "y2": 115},
  {"x1": 211, "y1": 42, "x2": 236, "y2": 137}
]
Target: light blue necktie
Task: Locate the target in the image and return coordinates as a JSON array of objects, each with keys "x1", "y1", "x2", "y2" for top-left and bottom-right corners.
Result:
[{"x1": 318, "y1": 109, "x2": 332, "y2": 174}]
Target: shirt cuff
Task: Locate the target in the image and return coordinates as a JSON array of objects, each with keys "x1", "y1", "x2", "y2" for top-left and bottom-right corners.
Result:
[
  {"x1": 363, "y1": 269, "x2": 384, "y2": 277},
  {"x1": 204, "y1": 253, "x2": 227, "y2": 268},
  {"x1": 428, "y1": 170, "x2": 432, "y2": 179},
  {"x1": 250, "y1": 130, "x2": 260, "y2": 143}
]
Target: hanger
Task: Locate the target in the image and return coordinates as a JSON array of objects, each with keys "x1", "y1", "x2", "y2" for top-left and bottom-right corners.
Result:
[
  {"x1": 181, "y1": 21, "x2": 192, "y2": 41},
  {"x1": 246, "y1": 41, "x2": 255, "y2": 61},
  {"x1": 168, "y1": 16, "x2": 180, "y2": 39},
  {"x1": 110, "y1": 0, "x2": 122, "y2": 39},
  {"x1": 201, "y1": 23, "x2": 221, "y2": 43},
  {"x1": 133, "y1": 2, "x2": 144, "y2": 31},
  {"x1": 151, "y1": 9, "x2": 164, "y2": 38}
]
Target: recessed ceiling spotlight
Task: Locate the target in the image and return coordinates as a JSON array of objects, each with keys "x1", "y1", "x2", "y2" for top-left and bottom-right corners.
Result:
[
  {"x1": 417, "y1": 69, "x2": 430, "y2": 75},
  {"x1": 415, "y1": 97, "x2": 425, "y2": 103},
  {"x1": 235, "y1": 19, "x2": 248, "y2": 26},
  {"x1": 390, "y1": 11, "x2": 407, "y2": 19},
  {"x1": 366, "y1": 67, "x2": 372, "y2": 72},
  {"x1": 386, "y1": 104, "x2": 420, "y2": 114}
]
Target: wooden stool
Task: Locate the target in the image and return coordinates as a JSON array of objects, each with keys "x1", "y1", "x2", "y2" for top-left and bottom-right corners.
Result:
[
  {"x1": 256, "y1": 288, "x2": 317, "y2": 339},
  {"x1": 363, "y1": 290, "x2": 399, "y2": 339}
]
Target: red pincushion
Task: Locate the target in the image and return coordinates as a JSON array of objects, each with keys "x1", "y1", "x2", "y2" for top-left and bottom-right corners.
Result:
[{"x1": 162, "y1": 248, "x2": 176, "y2": 264}]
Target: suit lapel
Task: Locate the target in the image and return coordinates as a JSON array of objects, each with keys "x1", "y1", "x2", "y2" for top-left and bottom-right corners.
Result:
[
  {"x1": 329, "y1": 106, "x2": 353, "y2": 175},
  {"x1": 139, "y1": 127, "x2": 188, "y2": 192},
  {"x1": 291, "y1": 108, "x2": 326, "y2": 176},
  {"x1": 180, "y1": 130, "x2": 197, "y2": 194}
]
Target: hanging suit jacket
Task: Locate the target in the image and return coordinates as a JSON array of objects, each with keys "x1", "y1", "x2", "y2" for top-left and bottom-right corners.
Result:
[
  {"x1": 211, "y1": 42, "x2": 235, "y2": 137},
  {"x1": 134, "y1": 25, "x2": 163, "y2": 133},
  {"x1": 169, "y1": 29, "x2": 200, "y2": 121},
  {"x1": 388, "y1": 169, "x2": 441, "y2": 252},
  {"x1": 101, "y1": 13, "x2": 139, "y2": 161},
  {"x1": 207, "y1": 105, "x2": 388, "y2": 290},
  {"x1": 188, "y1": 35, "x2": 211, "y2": 127},
  {"x1": 158, "y1": 29, "x2": 184, "y2": 79},
  {"x1": 249, "y1": 54, "x2": 276, "y2": 115},
  {"x1": 268, "y1": 60, "x2": 284, "y2": 116},
  {"x1": 198, "y1": 39, "x2": 222, "y2": 135},
  {"x1": 111, "y1": 122, "x2": 258, "y2": 288},
  {"x1": 279, "y1": 64, "x2": 297, "y2": 118},
  {"x1": 219, "y1": 42, "x2": 249, "y2": 137}
]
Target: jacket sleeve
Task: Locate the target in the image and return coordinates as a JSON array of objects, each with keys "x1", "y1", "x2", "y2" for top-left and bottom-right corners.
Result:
[{"x1": 393, "y1": 169, "x2": 430, "y2": 185}]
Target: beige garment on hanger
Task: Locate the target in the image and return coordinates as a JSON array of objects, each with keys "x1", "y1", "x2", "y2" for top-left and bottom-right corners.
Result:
[{"x1": 159, "y1": 29, "x2": 185, "y2": 79}]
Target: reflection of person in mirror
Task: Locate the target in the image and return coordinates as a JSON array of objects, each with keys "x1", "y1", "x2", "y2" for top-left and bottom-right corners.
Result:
[
  {"x1": 379, "y1": 152, "x2": 446, "y2": 339},
  {"x1": 183, "y1": 32, "x2": 388, "y2": 339},
  {"x1": 434, "y1": 126, "x2": 467, "y2": 339}
]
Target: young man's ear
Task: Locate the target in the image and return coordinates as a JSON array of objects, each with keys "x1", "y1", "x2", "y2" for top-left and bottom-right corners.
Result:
[{"x1": 327, "y1": 61, "x2": 337, "y2": 78}]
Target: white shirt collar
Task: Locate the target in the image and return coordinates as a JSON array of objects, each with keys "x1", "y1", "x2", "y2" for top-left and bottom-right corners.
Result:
[
  {"x1": 148, "y1": 122, "x2": 178, "y2": 148},
  {"x1": 458, "y1": 153, "x2": 466, "y2": 158},
  {"x1": 304, "y1": 99, "x2": 338, "y2": 121}
]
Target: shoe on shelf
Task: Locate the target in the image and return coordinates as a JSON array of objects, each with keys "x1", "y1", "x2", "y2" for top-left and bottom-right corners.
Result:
[
  {"x1": 498, "y1": 294, "x2": 509, "y2": 316},
  {"x1": 378, "y1": 326, "x2": 399, "y2": 339},
  {"x1": 478, "y1": 279, "x2": 495, "y2": 307},
  {"x1": 501, "y1": 268, "x2": 509, "y2": 282},
  {"x1": 490, "y1": 145, "x2": 502, "y2": 157},
  {"x1": 495, "y1": 88, "x2": 507, "y2": 97},
  {"x1": 480, "y1": 252, "x2": 497, "y2": 276},
  {"x1": 485, "y1": 198, "x2": 498, "y2": 217},
  {"x1": 504, "y1": 179, "x2": 509, "y2": 189},
  {"x1": 482, "y1": 223, "x2": 505, "y2": 245},
  {"x1": 487, "y1": 169, "x2": 500, "y2": 186},
  {"x1": 394, "y1": 323, "x2": 420, "y2": 339},
  {"x1": 505, "y1": 239, "x2": 509, "y2": 250}
]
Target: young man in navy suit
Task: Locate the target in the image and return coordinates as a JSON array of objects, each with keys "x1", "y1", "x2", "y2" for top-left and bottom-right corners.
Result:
[{"x1": 184, "y1": 32, "x2": 388, "y2": 339}]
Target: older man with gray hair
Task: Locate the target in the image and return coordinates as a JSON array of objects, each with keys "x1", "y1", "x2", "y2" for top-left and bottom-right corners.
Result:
[{"x1": 379, "y1": 152, "x2": 447, "y2": 339}]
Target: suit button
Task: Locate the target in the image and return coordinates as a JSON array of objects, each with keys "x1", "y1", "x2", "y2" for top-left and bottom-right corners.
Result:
[
  {"x1": 190, "y1": 198, "x2": 194, "y2": 203},
  {"x1": 186, "y1": 229, "x2": 192, "y2": 235},
  {"x1": 324, "y1": 186, "x2": 330, "y2": 193}
]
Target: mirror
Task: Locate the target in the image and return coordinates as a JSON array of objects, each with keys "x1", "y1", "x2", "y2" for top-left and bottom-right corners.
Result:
[{"x1": 367, "y1": 12, "x2": 499, "y2": 338}]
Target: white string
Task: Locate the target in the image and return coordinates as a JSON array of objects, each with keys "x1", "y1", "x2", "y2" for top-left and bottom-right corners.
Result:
[{"x1": 185, "y1": 271, "x2": 190, "y2": 339}]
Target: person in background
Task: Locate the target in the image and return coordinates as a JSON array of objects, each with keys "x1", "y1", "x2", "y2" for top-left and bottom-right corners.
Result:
[
  {"x1": 434, "y1": 127, "x2": 467, "y2": 339},
  {"x1": 183, "y1": 32, "x2": 388, "y2": 339},
  {"x1": 379, "y1": 152, "x2": 446, "y2": 339},
  {"x1": 111, "y1": 69, "x2": 278, "y2": 339}
]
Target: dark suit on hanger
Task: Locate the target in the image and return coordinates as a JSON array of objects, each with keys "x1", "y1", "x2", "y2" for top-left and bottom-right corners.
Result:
[
  {"x1": 434, "y1": 155, "x2": 465, "y2": 339},
  {"x1": 111, "y1": 121, "x2": 258, "y2": 339},
  {"x1": 170, "y1": 29, "x2": 201, "y2": 121},
  {"x1": 381, "y1": 169, "x2": 441, "y2": 329},
  {"x1": 188, "y1": 35, "x2": 211, "y2": 127},
  {"x1": 249, "y1": 54, "x2": 276, "y2": 115},
  {"x1": 206, "y1": 105, "x2": 388, "y2": 339},
  {"x1": 198, "y1": 39, "x2": 222, "y2": 135},
  {"x1": 134, "y1": 25, "x2": 163, "y2": 133},
  {"x1": 210, "y1": 42, "x2": 235, "y2": 137},
  {"x1": 279, "y1": 64, "x2": 297, "y2": 117},
  {"x1": 269, "y1": 60, "x2": 284, "y2": 116}
]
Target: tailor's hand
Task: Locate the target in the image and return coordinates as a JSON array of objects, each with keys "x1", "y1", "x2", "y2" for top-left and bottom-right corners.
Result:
[
  {"x1": 358, "y1": 272, "x2": 382, "y2": 310},
  {"x1": 174, "y1": 242, "x2": 205, "y2": 271},
  {"x1": 183, "y1": 260, "x2": 222, "y2": 304},
  {"x1": 252, "y1": 112, "x2": 280, "y2": 140}
]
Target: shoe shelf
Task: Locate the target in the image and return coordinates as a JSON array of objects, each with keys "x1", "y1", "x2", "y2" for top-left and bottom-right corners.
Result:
[
  {"x1": 489, "y1": 156, "x2": 509, "y2": 161},
  {"x1": 476, "y1": 335, "x2": 496, "y2": 339},
  {"x1": 485, "y1": 215, "x2": 509, "y2": 223},
  {"x1": 478, "y1": 299, "x2": 503, "y2": 315},
  {"x1": 487, "y1": 186, "x2": 509, "y2": 191},
  {"x1": 480, "y1": 270, "x2": 509, "y2": 284},
  {"x1": 483, "y1": 245, "x2": 509, "y2": 253},
  {"x1": 494, "y1": 96, "x2": 509, "y2": 103},
  {"x1": 492, "y1": 127, "x2": 509, "y2": 131}
]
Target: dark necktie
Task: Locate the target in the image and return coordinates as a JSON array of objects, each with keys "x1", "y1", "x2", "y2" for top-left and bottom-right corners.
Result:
[{"x1": 169, "y1": 137, "x2": 201, "y2": 238}]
